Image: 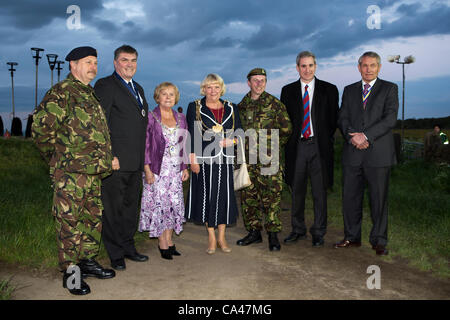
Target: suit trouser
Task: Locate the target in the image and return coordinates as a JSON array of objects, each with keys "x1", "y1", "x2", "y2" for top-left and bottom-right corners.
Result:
[
  {"x1": 342, "y1": 165, "x2": 390, "y2": 246},
  {"x1": 290, "y1": 138, "x2": 327, "y2": 238},
  {"x1": 101, "y1": 170, "x2": 142, "y2": 261}
]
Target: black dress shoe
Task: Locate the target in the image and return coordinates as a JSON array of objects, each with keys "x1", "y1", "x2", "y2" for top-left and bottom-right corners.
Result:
[
  {"x1": 283, "y1": 232, "x2": 307, "y2": 244},
  {"x1": 63, "y1": 272, "x2": 90, "y2": 295},
  {"x1": 373, "y1": 244, "x2": 389, "y2": 256},
  {"x1": 159, "y1": 246, "x2": 173, "y2": 260},
  {"x1": 312, "y1": 236, "x2": 324, "y2": 247},
  {"x1": 124, "y1": 252, "x2": 149, "y2": 262},
  {"x1": 334, "y1": 239, "x2": 362, "y2": 248},
  {"x1": 77, "y1": 259, "x2": 116, "y2": 279},
  {"x1": 111, "y1": 258, "x2": 126, "y2": 270},
  {"x1": 169, "y1": 245, "x2": 181, "y2": 256},
  {"x1": 236, "y1": 230, "x2": 262, "y2": 246},
  {"x1": 268, "y1": 232, "x2": 281, "y2": 251}
]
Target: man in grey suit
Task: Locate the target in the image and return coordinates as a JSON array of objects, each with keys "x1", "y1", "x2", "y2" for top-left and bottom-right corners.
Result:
[
  {"x1": 335, "y1": 51, "x2": 399, "y2": 256},
  {"x1": 94, "y1": 45, "x2": 149, "y2": 269}
]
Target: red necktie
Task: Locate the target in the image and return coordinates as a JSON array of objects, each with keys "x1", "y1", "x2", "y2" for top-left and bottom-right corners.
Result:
[{"x1": 301, "y1": 85, "x2": 311, "y2": 138}]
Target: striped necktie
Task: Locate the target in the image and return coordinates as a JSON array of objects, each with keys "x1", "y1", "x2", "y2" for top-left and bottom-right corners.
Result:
[
  {"x1": 128, "y1": 81, "x2": 143, "y2": 109},
  {"x1": 301, "y1": 84, "x2": 311, "y2": 139},
  {"x1": 362, "y1": 83, "x2": 371, "y2": 109}
]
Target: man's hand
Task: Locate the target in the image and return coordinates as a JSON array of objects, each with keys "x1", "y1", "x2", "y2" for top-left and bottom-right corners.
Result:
[
  {"x1": 112, "y1": 157, "x2": 120, "y2": 170},
  {"x1": 349, "y1": 132, "x2": 369, "y2": 150}
]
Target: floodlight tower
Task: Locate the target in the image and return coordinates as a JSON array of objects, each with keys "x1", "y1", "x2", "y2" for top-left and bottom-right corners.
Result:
[{"x1": 387, "y1": 54, "x2": 416, "y2": 152}]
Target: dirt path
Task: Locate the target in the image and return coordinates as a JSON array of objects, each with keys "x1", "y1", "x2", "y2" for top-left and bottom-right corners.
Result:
[{"x1": 1, "y1": 203, "x2": 449, "y2": 300}]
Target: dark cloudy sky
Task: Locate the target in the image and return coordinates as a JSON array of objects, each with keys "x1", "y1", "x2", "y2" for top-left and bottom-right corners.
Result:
[{"x1": 1, "y1": 0, "x2": 450, "y2": 130}]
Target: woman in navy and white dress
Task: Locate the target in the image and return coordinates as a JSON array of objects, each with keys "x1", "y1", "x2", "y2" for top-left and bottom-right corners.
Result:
[{"x1": 185, "y1": 73, "x2": 242, "y2": 254}]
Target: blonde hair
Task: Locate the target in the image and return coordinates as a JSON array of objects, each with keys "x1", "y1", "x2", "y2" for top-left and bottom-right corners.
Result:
[
  {"x1": 153, "y1": 82, "x2": 180, "y2": 105},
  {"x1": 200, "y1": 73, "x2": 226, "y2": 96}
]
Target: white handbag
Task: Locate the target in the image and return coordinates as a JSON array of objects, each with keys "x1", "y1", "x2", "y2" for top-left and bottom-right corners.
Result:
[{"x1": 234, "y1": 136, "x2": 252, "y2": 191}]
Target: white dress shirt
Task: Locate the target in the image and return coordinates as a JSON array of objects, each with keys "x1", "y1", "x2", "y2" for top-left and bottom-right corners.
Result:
[{"x1": 301, "y1": 78, "x2": 315, "y2": 138}]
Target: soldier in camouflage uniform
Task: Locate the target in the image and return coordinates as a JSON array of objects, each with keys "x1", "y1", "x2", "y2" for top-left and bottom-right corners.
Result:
[
  {"x1": 32, "y1": 46, "x2": 118, "y2": 295},
  {"x1": 236, "y1": 68, "x2": 292, "y2": 251}
]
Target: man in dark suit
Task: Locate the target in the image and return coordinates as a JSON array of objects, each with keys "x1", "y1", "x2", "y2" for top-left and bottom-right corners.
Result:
[
  {"x1": 281, "y1": 51, "x2": 339, "y2": 247},
  {"x1": 94, "y1": 45, "x2": 149, "y2": 270},
  {"x1": 335, "y1": 51, "x2": 399, "y2": 256}
]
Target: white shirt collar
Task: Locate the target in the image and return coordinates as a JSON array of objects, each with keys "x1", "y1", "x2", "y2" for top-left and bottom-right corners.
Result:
[
  {"x1": 362, "y1": 78, "x2": 377, "y2": 89},
  {"x1": 301, "y1": 77, "x2": 315, "y2": 90}
]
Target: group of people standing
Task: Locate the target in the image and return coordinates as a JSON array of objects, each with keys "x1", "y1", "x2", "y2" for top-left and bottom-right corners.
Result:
[{"x1": 31, "y1": 44, "x2": 398, "y2": 296}]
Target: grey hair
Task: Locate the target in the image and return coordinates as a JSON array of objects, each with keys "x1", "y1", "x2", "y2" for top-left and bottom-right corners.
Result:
[
  {"x1": 358, "y1": 51, "x2": 381, "y2": 65},
  {"x1": 296, "y1": 51, "x2": 317, "y2": 66}
]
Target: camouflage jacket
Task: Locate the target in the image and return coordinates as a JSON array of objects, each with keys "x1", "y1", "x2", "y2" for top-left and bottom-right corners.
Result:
[
  {"x1": 237, "y1": 91, "x2": 292, "y2": 169},
  {"x1": 32, "y1": 73, "x2": 113, "y2": 179}
]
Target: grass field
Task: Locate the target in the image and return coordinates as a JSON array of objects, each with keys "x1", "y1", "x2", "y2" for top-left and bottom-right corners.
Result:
[
  {"x1": 0, "y1": 136, "x2": 449, "y2": 279},
  {"x1": 393, "y1": 129, "x2": 430, "y2": 142},
  {"x1": 0, "y1": 278, "x2": 14, "y2": 300}
]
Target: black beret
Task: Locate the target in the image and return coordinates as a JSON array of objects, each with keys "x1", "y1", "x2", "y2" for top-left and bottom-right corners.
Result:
[
  {"x1": 247, "y1": 68, "x2": 267, "y2": 79},
  {"x1": 65, "y1": 46, "x2": 97, "y2": 61}
]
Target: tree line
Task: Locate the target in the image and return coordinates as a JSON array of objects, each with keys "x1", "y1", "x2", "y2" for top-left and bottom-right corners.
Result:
[{"x1": 395, "y1": 116, "x2": 450, "y2": 129}]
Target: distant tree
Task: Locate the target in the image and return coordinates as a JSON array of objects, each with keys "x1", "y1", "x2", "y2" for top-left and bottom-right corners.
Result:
[
  {"x1": 25, "y1": 114, "x2": 33, "y2": 138},
  {"x1": 396, "y1": 116, "x2": 450, "y2": 129},
  {"x1": 11, "y1": 117, "x2": 23, "y2": 136}
]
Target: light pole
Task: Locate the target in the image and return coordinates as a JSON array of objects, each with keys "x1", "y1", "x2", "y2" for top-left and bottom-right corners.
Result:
[
  {"x1": 6, "y1": 62, "x2": 18, "y2": 118},
  {"x1": 56, "y1": 60, "x2": 65, "y2": 83},
  {"x1": 388, "y1": 54, "x2": 415, "y2": 153},
  {"x1": 31, "y1": 48, "x2": 45, "y2": 110},
  {"x1": 46, "y1": 53, "x2": 58, "y2": 87}
]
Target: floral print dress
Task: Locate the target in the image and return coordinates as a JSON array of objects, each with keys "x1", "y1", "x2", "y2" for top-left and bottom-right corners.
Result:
[{"x1": 139, "y1": 124, "x2": 185, "y2": 237}]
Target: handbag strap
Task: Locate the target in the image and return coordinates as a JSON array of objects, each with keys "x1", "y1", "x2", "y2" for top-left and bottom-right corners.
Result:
[{"x1": 237, "y1": 135, "x2": 246, "y2": 164}]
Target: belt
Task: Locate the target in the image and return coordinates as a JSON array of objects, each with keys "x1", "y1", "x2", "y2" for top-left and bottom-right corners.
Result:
[{"x1": 300, "y1": 136, "x2": 315, "y2": 143}]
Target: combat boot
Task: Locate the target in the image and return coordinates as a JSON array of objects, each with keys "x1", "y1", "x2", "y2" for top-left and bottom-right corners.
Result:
[
  {"x1": 77, "y1": 259, "x2": 116, "y2": 279},
  {"x1": 236, "y1": 230, "x2": 262, "y2": 246},
  {"x1": 62, "y1": 271, "x2": 90, "y2": 295},
  {"x1": 268, "y1": 232, "x2": 281, "y2": 251}
]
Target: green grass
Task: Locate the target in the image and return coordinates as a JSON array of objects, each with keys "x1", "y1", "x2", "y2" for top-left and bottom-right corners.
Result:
[
  {"x1": 0, "y1": 136, "x2": 449, "y2": 278},
  {"x1": 296, "y1": 138, "x2": 450, "y2": 278},
  {"x1": 0, "y1": 278, "x2": 15, "y2": 300},
  {"x1": 0, "y1": 137, "x2": 144, "y2": 269},
  {"x1": 0, "y1": 138, "x2": 56, "y2": 268},
  {"x1": 393, "y1": 129, "x2": 430, "y2": 142}
]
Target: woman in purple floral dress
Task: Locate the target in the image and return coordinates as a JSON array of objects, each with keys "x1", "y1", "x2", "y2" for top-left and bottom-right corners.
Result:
[{"x1": 138, "y1": 82, "x2": 189, "y2": 260}]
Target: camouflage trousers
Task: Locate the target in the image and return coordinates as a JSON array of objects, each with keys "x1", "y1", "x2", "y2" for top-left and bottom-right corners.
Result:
[
  {"x1": 52, "y1": 170, "x2": 103, "y2": 271},
  {"x1": 240, "y1": 164, "x2": 283, "y2": 233}
]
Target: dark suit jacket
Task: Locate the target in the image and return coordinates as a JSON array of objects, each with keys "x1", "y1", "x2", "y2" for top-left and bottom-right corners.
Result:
[
  {"x1": 281, "y1": 77, "x2": 339, "y2": 188},
  {"x1": 94, "y1": 73, "x2": 149, "y2": 172},
  {"x1": 338, "y1": 78, "x2": 399, "y2": 167}
]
